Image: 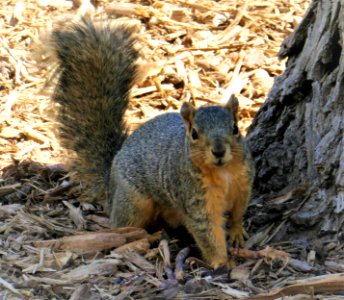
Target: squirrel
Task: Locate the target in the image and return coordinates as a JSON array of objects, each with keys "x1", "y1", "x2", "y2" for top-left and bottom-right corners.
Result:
[{"x1": 46, "y1": 17, "x2": 254, "y2": 269}]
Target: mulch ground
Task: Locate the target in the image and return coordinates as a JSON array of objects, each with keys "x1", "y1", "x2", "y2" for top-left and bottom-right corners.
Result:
[{"x1": 2, "y1": 0, "x2": 344, "y2": 299}]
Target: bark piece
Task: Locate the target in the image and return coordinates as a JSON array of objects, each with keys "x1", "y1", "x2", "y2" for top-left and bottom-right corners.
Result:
[
  {"x1": 33, "y1": 232, "x2": 126, "y2": 252},
  {"x1": 112, "y1": 238, "x2": 150, "y2": 254},
  {"x1": 64, "y1": 259, "x2": 119, "y2": 281},
  {"x1": 246, "y1": 273, "x2": 344, "y2": 300},
  {"x1": 69, "y1": 284, "x2": 92, "y2": 300}
]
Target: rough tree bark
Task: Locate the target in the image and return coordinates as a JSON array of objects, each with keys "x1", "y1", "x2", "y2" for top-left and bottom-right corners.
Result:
[{"x1": 247, "y1": 0, "x2": 344, "y2": 242}]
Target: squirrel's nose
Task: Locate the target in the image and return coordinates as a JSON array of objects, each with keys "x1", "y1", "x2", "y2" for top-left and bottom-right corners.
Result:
[{"x1": 212, "y1": 148, "x2": 226, "y2": 158}]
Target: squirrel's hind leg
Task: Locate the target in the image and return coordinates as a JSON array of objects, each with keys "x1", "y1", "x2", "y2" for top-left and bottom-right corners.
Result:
[{"x1": 109, "y1": 186, "x2": 156, "y2": 228}]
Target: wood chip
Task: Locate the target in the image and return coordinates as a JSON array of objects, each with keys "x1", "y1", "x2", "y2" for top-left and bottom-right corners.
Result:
[
  {"x1": 112, "y1": 238, "x2": 150, "y2": 255},
  {"x1": 33, "y1": 232, "x2": 126, "y2": 252},
  {"x1": 64, "y1": 259, "x2": 120, "y2": 281},
  {"x1": 247, "y1": 273, "x2": 344, "y2": 300}
]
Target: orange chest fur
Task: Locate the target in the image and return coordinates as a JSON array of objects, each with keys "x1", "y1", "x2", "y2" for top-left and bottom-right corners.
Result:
[{"x1": 201, "y1": 162, "x2": 250, "y2": 214}]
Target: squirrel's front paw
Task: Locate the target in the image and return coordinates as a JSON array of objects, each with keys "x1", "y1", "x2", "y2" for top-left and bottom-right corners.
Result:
[
  {"x1": 210, "y1": 257, "x2": 228, "y2": 270},
  {"x1": 210, "y1": 258, "x2": 235, "y2": 273},
  {"x1": 229, "y1": 224, "x2": 247, "y2": 248}
]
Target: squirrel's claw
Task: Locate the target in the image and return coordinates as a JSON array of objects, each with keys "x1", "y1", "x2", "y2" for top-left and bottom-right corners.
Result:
[{"x1": 229, "y1": 224, "x2": 246, "y2": 248}]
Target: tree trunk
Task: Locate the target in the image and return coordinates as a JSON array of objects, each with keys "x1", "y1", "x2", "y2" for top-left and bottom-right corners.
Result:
[{"x1": 247, "y1": 0, "x2": 344, "y2": 243}]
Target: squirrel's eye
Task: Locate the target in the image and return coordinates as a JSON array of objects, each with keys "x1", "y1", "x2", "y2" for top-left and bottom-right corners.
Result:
[
  {"x1": 233, "y1": 124, "x2": 239, "y2": 135},
  {"x1": 191, "y1": 128, "x2": 199, "y2": 140}
]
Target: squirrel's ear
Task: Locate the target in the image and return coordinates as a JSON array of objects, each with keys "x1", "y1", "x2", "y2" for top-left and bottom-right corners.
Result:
[
  {"x1": 180, "y1": 102, "x2": 195, "y2": 130},
  {"x1": 226, "y1": 94, "x2": 239, "y2": 120}
]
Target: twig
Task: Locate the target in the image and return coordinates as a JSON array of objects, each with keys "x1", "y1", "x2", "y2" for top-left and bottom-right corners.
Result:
[
  {"x1": 176, "y1": 44, "x2": 242, "y2": 53},
  {"x1": 0, "y1": 277, "x2": 23, "y2": 297},
  {"x1": 0, "y1": 183, "x2": 21, "y2": 197},
  {"x1": 159, "y1": 239, "x2": 177, "y2": 286},
  {"x1": 185, "y1": 257, "x2": 212, "y2": 269},
  {"x1": 229, "y1": 246, "x2": 289, "y2": 261},
  {"x1": 175, "y1": 247, "x2": 190, "y2": 281}
]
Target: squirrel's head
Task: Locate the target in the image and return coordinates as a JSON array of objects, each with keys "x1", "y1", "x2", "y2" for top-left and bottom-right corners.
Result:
[{"x1": 181, "y1": 95, "x2": 242, "y2": 169}]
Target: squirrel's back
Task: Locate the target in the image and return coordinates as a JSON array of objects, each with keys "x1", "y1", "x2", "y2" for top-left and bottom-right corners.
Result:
[{"x1": 112, "y1": 112, "x2": 195, "y2": 207}]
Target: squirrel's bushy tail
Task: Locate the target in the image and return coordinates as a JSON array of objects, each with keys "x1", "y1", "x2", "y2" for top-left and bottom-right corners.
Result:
[{"x1": 50, "y1": 18, "x2": 138, "y2": 203}]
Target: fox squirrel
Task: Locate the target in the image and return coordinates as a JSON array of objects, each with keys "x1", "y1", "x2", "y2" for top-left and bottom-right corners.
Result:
[{"x1": 47, "y1": 18, "x2": 254, "y2": 269}]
